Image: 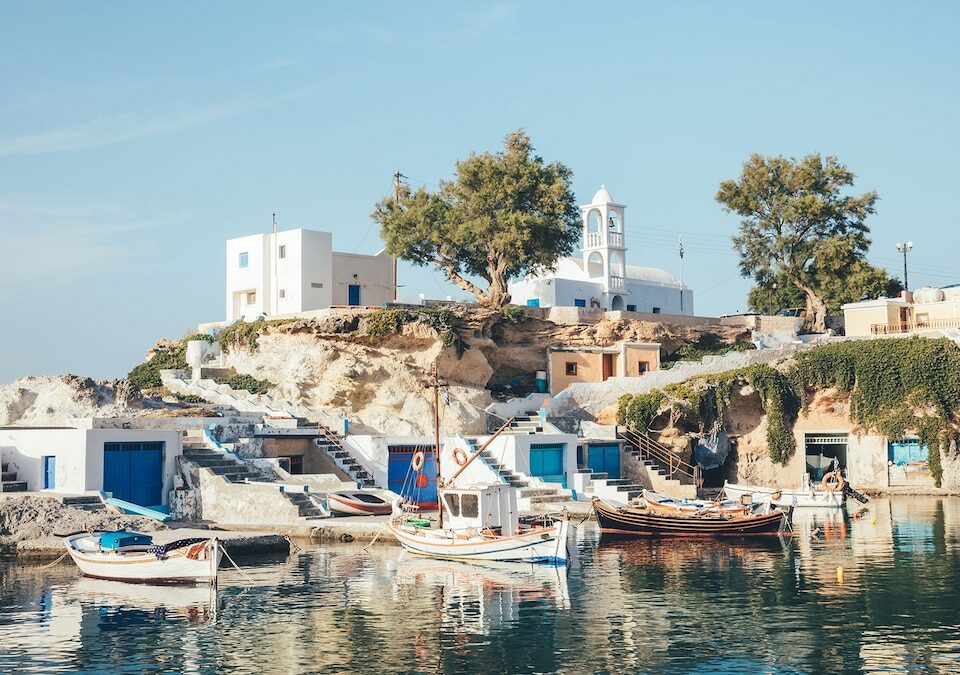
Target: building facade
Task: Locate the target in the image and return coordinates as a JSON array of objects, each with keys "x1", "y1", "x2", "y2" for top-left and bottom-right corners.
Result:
[
  {"x1": 547, "y1": 341, "x2": 661, "y2": 395},
  {"x1": 842, "y1": 285, "x2": 960, "y2": 337},
  {"x1": 508, "y1": 186, "x2": 693, "y2": 314},
  {"x1": 226, "y1": 227, "x2": 395, "y2": 321}
]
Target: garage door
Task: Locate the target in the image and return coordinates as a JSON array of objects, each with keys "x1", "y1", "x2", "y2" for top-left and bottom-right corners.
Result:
[
  {"x1": 103, "y1": 442, "x2": 164, "y2": 507},
  {"x1": 388, "y1": 445, "x2": 438, "y2": 509},
  {"x1": 587, "y1": 444, "x2": 620, "y2": 479},
  {"x1": 530, "y1": 444, "x2": 565, "y2": 487}
]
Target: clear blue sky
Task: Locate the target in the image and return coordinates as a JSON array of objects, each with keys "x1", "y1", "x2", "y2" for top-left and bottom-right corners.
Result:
[{"x1": 1, "y1": 2, "x2": 958, "y2": 382}]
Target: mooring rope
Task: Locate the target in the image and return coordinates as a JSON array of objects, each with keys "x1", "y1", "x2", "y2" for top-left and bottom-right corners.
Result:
[
  {"x1": 363, "y1": 521, "x2": 390, "y2": 553},
  {"x1": 36, "y1": 551, "x2": 69, "y2": 570},
  {"x1": 221, "y1": 545, "x2": 255, "y2": 585}
]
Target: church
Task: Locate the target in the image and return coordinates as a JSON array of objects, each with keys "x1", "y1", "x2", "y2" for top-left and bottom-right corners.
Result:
[{"x1": 508, "y1": 186, "x2": 693, "y2": 314}]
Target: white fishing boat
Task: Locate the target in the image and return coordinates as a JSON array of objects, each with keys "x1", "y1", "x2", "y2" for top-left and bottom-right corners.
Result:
[
  {"x1": 723, "y1": 477, "x2": 845, "y2": 509},
  {"x1": 386, "y1": 364, "x2": 569, "y2": 565},
  {"x1": 63, "y1": 531, "x2": 222, "y2": 584},
  {"x1": 388, "y1": 484, "x2": 569, "y2": 565},
  {"x1": 326, "y1": 490, "x2": 393, "y2": 516}
]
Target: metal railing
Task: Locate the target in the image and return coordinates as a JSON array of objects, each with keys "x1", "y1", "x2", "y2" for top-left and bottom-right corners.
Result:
[
  {"x1": 871, "y1": 317, "x2": 960, "y2": 335},
  {"x1": 618, "y1": 426, "x2": 703, "y2": 487}
]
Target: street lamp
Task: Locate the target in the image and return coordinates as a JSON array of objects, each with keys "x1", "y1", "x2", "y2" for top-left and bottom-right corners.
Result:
[{"x1": 895, "y1": 241, "x2": 914, "y2": 291}]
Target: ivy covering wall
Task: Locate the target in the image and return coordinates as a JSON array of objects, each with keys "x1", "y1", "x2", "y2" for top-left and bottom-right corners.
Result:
[{"x1": 617, "y1": 337, "x2": 960, "y2": 484}]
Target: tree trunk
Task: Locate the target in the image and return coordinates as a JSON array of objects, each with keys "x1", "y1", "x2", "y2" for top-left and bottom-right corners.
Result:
[
  {"x1": 482, "y1": 259, "x2": 512, "y2": 308},
  {"x1": 792, "y1": 278, "x2": 828, "y2": 333}
]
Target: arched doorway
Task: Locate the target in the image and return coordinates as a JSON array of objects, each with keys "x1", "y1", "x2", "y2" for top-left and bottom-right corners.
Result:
[{"x1": 611, "y1": 295, "x2": 624, "y2": 310}]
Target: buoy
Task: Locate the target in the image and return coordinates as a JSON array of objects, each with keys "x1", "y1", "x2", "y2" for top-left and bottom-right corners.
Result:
[
  {"x1": 870, "y1": 517, "x2": 877, "y2": 526},
  {"x1": 836, "y1": 566, "x2": 845, "y2": 583}
]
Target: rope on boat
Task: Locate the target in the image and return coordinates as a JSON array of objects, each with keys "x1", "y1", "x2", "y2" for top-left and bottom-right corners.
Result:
[
  {"x1": 221, "y1": 545, "x2": 255, "y2": 586},
  {"x1": 282, "y1": 535, "x2": 301, "y2": 554},
  {"x1": 36, "y1": 551, "x2": 69, "y2": 570},
  {"x1": 363, "y1": 521, "x2": 390, "y2": 553}
]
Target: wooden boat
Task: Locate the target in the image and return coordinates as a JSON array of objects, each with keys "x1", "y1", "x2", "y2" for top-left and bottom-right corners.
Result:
[
  {"x1": 593, "y1": 498, "x2": 787, "y2": 537},
  {"x1": 723, "y1": 481, "x2": 844, "y2": 508},
  {"x1": 640, "y1": 489, "x2": 749, "y2": 516},
  {"x1": 63, "y1": 531, "x2": 221, "y2": 585},
  {"x1": 326, "y1": 490, "x2": 393, "y2": 516}
]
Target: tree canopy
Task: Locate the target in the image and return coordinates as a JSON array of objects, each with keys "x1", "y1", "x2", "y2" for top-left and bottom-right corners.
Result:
[
  {"x1": 717, "y1": 153, "x2": 880, "y2": 332},
  {"x1": 372, "y1": 130, "x2": 580, "y2": 307}
]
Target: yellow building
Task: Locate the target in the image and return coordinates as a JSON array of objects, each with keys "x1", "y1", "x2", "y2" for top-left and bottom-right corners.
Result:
[
  {"x1": 547, "y1": 341, "x2": 661, "y2": 394},
  {"x1": 842, "y1": 285, "x2": 960, "y2": 337}
]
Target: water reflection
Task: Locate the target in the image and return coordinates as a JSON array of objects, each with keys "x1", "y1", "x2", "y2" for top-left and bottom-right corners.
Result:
[{"x1": 0, "y1": 497, "x2": 959, "y2": 673}]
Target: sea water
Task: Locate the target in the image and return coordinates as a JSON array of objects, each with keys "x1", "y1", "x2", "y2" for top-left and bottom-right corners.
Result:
[{"x1": 2, "y1": 496, "x2": 959, "y2": 673}]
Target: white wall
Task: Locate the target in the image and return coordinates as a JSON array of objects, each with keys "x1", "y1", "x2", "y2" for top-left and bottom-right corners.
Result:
[
  {"x1": 296, "y1": 229, "x2": 334, "y2": 312},
  {"x1": 0, "y1": 427, "x2": 88, "y2": 494},
  {"x1": 226, "y1": 233, "x2": 271, "y2": 321},
  {"x1": 509, "y1": 269, "x2": 693, "y2": 314},
  {"x1": 331, "y1": 251, "x2": 394, "y2": 306}
]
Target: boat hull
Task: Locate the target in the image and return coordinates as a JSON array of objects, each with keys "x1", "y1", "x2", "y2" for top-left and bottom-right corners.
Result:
[
  {"x1": 593, "y1": 499, "x2": 786, "y2": 537},
  {"x1": 64, "y1": 535, "x2": 221, "y2": 585},
  {"x1": 723, "y1": 482, "x2": 844, "y2": 508},
  {"x1": 388, "y1": 519, "x2": 569, "y2": 565},
  {"x1": 327, "y1": 492, "x2": 393, "y2": 516}
]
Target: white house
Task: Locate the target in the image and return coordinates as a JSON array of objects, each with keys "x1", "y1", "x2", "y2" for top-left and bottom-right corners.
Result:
[
  {"x1": 0, "y1": 421, "x2": 182, "y2": 506},
  {"x1": 508, "y1": 186, "x2": 693, "y2": 314},
  {"x1": 226, "y1": 227, "x2": 396, "y2": 321}
]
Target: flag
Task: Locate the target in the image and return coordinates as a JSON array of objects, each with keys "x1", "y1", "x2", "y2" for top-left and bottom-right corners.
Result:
[{"x1": 679, "y1": 236, "x2": 684, "y2": 259}]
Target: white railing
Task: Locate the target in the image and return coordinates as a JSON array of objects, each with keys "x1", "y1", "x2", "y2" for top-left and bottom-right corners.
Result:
[
  {"x1": 608, "y1": 232, "x2": 623, "y2": 247},
  {"x1": 871, "y1": 317, "x2": 960, "y2": 335},
  {"x1": 609, "y1": 276, "x2": 625, "y2": 290},
  {"x1": 585, "y1": 232, "x2": 602, "y2": 248}
]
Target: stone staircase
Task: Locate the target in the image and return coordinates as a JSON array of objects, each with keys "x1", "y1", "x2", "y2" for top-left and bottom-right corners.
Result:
[
  {"x1": 508, "y1": 414, "x2": 544, "y2": 434},
  {"x1": 1, "y1": 463, "x2": 27, "y2": 492},
  {"x1": 474, "y1": 446, "x2": 572, "y2": 505},
  {"x1": 619, "y1": 427, "x2": 699, "y2": 499},
  {"x1": 579, "y1": 468, "x2": 644, "y2": 502},
  {"x1": 313, "y1": 423, "x2": 376, "y2": 488},
  {"x1": 181, "y1": 433, "x2": 328, "y2": 520},
  {"x1": 61, "y1": 495, "x2": 104, "y2": 512}
]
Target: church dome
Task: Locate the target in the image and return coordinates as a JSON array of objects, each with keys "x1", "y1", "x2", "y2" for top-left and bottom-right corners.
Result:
[{"x1": 592, "y1": 184, "x2": 614, "y2": 204}]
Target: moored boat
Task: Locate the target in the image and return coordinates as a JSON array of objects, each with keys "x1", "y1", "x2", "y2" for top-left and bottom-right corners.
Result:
[
  {"x1": 723, "y1": 480, "x2": 845, "y2": 508},
  {"x1": 326, "y1": 490, "x2": 393, "y2": 516},
  {"x1": 593, "y1": 498, "x2": 787, "y2": 537},
  {"x1": 63, "y1": 531, "x2": 221, "y2": 584},
  {"x1": 640, "y1": 489, "x2": 750, "y2": 516}
]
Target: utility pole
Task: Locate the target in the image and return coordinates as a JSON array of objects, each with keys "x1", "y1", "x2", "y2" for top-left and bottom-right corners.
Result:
[
  {"x1": 432, "y1": 361, "x2": 445, "y2": 525},
  {"x1": 391, "y1": 171, "x2": 406, "y2": 302},
  {"x1": 896, "y1": 241, "x2": 913, "y2": 292},
  {"x1": 679, "y1": 235, "x2": 684, "y2": 313}
]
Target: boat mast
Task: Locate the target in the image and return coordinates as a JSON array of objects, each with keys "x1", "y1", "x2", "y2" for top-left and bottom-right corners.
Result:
[{"x1": 433, "y1": 361, "x2": 444, "y2": 527}]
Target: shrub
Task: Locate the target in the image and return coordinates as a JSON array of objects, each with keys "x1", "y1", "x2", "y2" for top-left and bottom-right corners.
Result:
[
  {"x1": 499, "y1": 304, "x2": 526, "y2": 324},
  {"x1": 127, "y1": 342, "x2": 188, "y2": 390},
  {"x1": 217, "y1": 374, "x2": 274, "y2": 395},
  {"x1": 662, "y1": 333, "x2": 755, "y2": 369}
]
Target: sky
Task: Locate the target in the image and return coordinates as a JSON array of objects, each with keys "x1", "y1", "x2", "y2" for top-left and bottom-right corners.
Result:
[{"x1": 1, "y1": 1, "x2": 958, "y2": 383}]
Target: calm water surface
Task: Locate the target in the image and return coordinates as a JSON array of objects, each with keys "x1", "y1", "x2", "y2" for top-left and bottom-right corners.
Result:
[{"x1": 2, "y1": 497, "x2": 960, "y2": 673}]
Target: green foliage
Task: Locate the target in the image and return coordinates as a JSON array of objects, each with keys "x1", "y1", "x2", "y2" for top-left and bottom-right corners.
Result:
[
  {"x1": 172, "y1": 392, "x2": 205, "y2": 404},
  {"x1": 127, "y1": 342, "x2": 188, "y2": 391},
  {"x1": 217, "y1": 374, "x2": 274, "y2": 395},
  {"x1": 218, "y1": 318, "x2": 297, "y2": 353},
  {"x1": 662, "y1": 333, "x2": 754, "y2": 369},
  {"x1": 617, "y1": 390, "x2": 666, "y2": 432},
  {"x1": 372, "y1": 130, "x2": 580, "y2": 307},
  {"x1": 744, "y1": 364, "x2": 799, "y2": 464},
  {"x1": 499, "y1": 304, "x2": 526, "y2": 324},
  {"x1": 747, "y1": 266, "x2": 902, "y2": 316},
  {"x1": 717, "y1": 153, "x2": 880, "y2": 332},
  {"x1": 183, "y1": 332, "x2": 214, "y2": 343},
  {"x1": 364, "y1": 306, "x2": 468, "y2": 356}
]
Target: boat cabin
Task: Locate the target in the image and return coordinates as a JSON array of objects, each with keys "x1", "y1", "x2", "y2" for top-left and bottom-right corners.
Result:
[{"x1": 441, "y1": 484, "x2": 519, "y2": 536}]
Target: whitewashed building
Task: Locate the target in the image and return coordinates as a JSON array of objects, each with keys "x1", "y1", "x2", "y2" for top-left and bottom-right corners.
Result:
[
  {"x1": 226, "y1": 227, "x2": 396, "y2": 321},
  {"x1": 508, "y1": 186, "x2": 693, "y2": 314}
]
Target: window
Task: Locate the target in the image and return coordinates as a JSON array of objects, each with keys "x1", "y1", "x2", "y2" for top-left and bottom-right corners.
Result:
[
  {"x1": 278, "y1": 244, "x2": 286, "y2": 259},
  {"x1": 916, "y1": 313, "x2": 930, "y2": 326},
  {"x1": 526, "y1": 298, "x2": 540, "y2": 307},
  {"x1": 626, "y1": 304, "x2": 637, "y2": 312},
  {"x1": 565, "y1": 362, "x2": 577, "y2": 376},
  {"x1": 279, "y1": 289, "x2": 286, "y2": 299},
  {"x1": 652, "y1": 307, "x2": 661, "y2": 314},
  {"x1": 239, "y1": 252, "x2": 249, "y2": 268},
  {"x1": 246, "y1": 291, "x2": 256, "y2": 305},
  {"x1": 638, "y1": 361, "x2": 650, "y2": 374},
  {"x1": 443, "y1": 493, "x2": 461, "y2": 517},
  {"x1": 311, "y1": 282, "x2": 323, "y2": 288},
  {"x1": 460, "y1": 493, "x2": 479, "y2": 518},
  {"x1": 574, "y1": 299, "x2": 586, "y2": 308}
]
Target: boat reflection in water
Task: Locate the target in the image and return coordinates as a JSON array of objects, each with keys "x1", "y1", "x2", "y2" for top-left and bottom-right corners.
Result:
[
  {"x1": 69, "y1": 577, "x2": 217, "y2": 624},
  {"x1": 390, "y1": 555, "x2": 570, "y2": 635}
]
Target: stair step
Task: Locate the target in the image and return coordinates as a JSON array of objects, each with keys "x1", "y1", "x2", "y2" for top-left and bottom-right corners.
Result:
[
  {"x1": 519, "y1": 488, "x2": 557, "y2": 497},
  {"x1": 603, "y1": 479, "x2": 631, "y2": 486},
  {"x1": 615, "y1": 484, "x2": 643, "y2": 492},
  {"x1": 1, "y1": 471, "x2": 17, "y2": 481},
  {"x1": 590, "y1": 472, "x2": 609, "y2": 480},
  {"x1": 528, "y1": 494, "x2": 572, "y2": 504},
  {"x1": 0, "y1": 481, "x2": 28, "y2": 492},
  {"x1": 61, "y1": 495, "x2": 102, "y2": 506}
]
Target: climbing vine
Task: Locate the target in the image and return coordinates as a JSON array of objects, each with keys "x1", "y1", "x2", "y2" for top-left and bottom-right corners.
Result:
[
  {"x1": 617, "y1": 391, "x2": 665, "y2": 432},
  {"x1": 218, "y1": 318, "x2": 298, "y2": 353}
]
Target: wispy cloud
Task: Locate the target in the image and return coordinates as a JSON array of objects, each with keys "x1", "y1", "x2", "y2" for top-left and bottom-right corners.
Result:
[{"x1": 0, "y1": 87, "x2": 316, "y2": 157}]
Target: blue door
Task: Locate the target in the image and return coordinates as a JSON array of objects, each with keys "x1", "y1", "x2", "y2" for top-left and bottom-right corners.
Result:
[
  {"x1": 42, "y1": 456, "x2": 56, "y2": 489},
  {"x1": 348, "y1": 284, "x2": 361, "y2": 306},
  {"x1": 388, "y1": 446, "x2": 438, "y2": 509},
  {"x1": 889, "y1": 440, "x2": 929, "y2": 465},
  {"x1": 530, "y1": 444, "x2": 565, "y2": 487},
  {"x1": 587, "y1": 444, "x2": 621, "y2": 479},
  {"x1": 103, "y1": 442, "x2": 164, "y2": 507},
  {"x1": 574, "y1": 299, "x2": 586, "y2": 308}
]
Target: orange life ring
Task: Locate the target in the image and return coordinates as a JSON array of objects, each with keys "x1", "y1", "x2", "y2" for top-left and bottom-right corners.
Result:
[
  {"x1": 411, "y1": 451, "x2": 425, "y2": 472},
  {"x1": 822, "y1": 470, "x2": 846, "y2": 493},
  {"x1": 452, "y1": 448, "x2": 469, "y2": 467}
]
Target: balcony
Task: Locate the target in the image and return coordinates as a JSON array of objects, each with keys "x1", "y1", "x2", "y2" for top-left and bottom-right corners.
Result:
[
  {"x1": 608, "y1": 232, "x2": 624, "y2": 247},
  {"x1": 609, "y1": 276, "x2": 625, "y2": 290},
  {"x1": 585, "y1": 232, "x2": 602, "y2": 248},
  {"x1": 870, "y1": 317, "x2": 960, "y2": 335}
]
